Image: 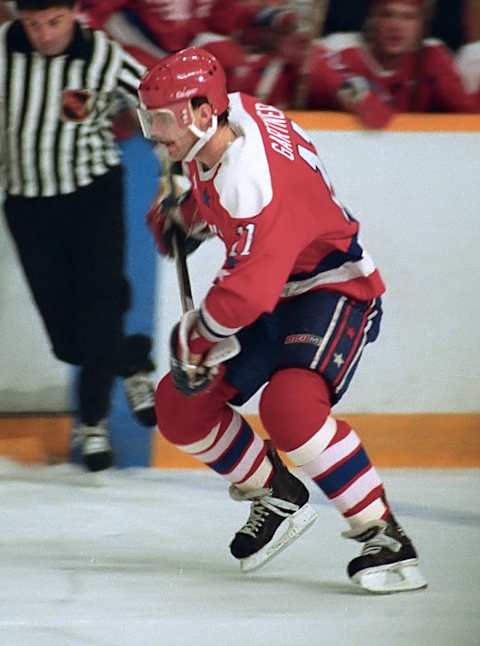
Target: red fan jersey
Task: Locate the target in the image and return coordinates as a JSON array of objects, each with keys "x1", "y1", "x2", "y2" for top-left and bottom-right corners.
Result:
[
  {"x1": 81, "y1": 0, "x2": 261, "y2": 53},
  {"x1": 320, "y1": 33, "x2": 479, "y2": 113},
  {"x1": 183, "y1": 93, "x2": 385, "y2": 343}
]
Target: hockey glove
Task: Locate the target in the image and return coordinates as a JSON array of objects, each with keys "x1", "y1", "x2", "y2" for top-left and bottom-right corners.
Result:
[
  {"x1": 170, "y1": 310, "x2": 241, "y2": 396},
  {"x1": 146, "y1": 163, "x2": 211, "y2": 257}
]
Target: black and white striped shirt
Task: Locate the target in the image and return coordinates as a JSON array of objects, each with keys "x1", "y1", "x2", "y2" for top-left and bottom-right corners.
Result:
[{"x1": 0, "y1": 20, "x2": 146, "y2": 197}]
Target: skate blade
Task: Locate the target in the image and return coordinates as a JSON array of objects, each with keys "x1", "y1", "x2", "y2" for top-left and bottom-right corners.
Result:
[
  {"x1": 240, "y1": 504, "x2": 318, "y2": 573},
  {"x1": 352, "y1": 559, "x2": 428, "y2": 594}
]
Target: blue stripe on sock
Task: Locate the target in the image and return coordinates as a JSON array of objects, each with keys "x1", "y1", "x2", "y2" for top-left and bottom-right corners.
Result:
[
  {"x1": 315, "y1": 447, "x2": 370, "y2": 497},
  {"x1": 210, "y1": 422, "x2": 253, "y2": 475}
]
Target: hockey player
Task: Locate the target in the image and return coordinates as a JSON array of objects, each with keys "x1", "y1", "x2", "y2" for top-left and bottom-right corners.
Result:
[
  {"x1": 137, "y1": 48, "x2": 427, "y2": 593},
  {"x1": 317, "y1": 0, "x2": 479, "y2": 114}
]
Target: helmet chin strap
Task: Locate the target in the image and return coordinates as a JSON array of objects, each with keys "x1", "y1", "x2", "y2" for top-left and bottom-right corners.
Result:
[{"x1": 183, "y1": 115, "x2": 218, "y2": 163}]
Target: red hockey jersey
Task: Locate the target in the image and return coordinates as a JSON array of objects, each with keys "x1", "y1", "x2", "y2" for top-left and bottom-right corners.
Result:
[
  {"x1": 319, "y1": 33, "x2": 479, "y2": 113},
  {"x1": 184, "y1": 93, "x2": 385, "y2": 342}
]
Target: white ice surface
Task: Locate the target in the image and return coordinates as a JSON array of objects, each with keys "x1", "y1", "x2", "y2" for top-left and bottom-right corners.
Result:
[{"x1": 0, "y1": 461, "x2": 479, "y2": 646}]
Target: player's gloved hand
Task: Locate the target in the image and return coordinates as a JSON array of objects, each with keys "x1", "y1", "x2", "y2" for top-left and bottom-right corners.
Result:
[
  {"x1": 337, "y1": 76, "x2": 394, "y2": 129},
  {"x1": 146, "y1": 168, "x2": 211, "y2": 257},
  {"x1": 148, "y1": 207, "x2": 211, "y2": 258},
  {"x1": 170, "y1": 310, "x2": 241, "y2": 396}
]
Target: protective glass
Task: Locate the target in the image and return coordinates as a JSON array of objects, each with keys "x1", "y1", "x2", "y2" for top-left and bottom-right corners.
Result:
[{"x1": 136, "y1": 102, "x2": 192, "y2": 140}]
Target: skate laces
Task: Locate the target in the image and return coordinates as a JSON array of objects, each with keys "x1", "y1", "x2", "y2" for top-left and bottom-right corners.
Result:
[
  {"x1": 360, "y1": 530, "x2": 402, "y2": 556},
  {"x1": 342, "y1": 521, "x2": 402, "y2": 556},
  {"x1": 124, "y1": 372, "x2": 154, "y2": 410},
  {"x1": 229, "y1": 485, "x2": 299, "y2": 538}
]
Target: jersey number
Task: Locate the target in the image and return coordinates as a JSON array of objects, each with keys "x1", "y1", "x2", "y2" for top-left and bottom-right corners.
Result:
[{"x1": 230, "y1": 223, "x2": 256, "y2": 257}]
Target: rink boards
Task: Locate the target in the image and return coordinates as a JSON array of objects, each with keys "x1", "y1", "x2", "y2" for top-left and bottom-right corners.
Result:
[{"x1": 0, "y1": 113, "x2": 479, "y2": 467}]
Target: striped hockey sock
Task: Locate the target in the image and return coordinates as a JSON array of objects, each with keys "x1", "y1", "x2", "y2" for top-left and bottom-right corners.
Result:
[
  {"x1": 287, "y1": 418, "x2": 388, "y2": 529},
  {"x1": 176, "y1": 407, "x2": 273, "y2": 490}
]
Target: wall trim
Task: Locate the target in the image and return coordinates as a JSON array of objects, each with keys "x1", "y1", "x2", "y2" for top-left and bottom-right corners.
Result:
[
  {"x1": 1, "y1": 413, "x2": 478, "y2": 468},
  {"x1": 151, "y1": 413, "x2": 480, "y2": 469},
  {"x1": 286, "y1": 111, "x2": 480, "y2": 132}
]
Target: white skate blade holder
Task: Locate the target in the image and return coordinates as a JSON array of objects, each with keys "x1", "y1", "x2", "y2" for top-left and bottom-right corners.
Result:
[
  {"x1": 240, "y1": 504, "x2": 318, "y2": 573},
  {"x1": 352, "y1": 559, "x2": 428, "y2": 594}
]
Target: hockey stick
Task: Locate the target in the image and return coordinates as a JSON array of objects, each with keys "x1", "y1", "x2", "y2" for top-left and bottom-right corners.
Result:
[
  {"x1": 292, "y1": 0, "x2": 330, "y2": 109},
  {"x1": 154, "y1": 145, "x2": 195, "y2": 314},
  {"x1": 171, "y1": 228, "x2": 194, "y2": 313}
]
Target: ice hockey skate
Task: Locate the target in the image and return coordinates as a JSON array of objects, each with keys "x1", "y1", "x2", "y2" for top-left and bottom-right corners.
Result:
[
  {"x1": 229, "y1": 443, "x2": 318, "y2": 573},
  {"x1": 343, "y1": 514, "x2": 427, "y2": 594},
  {"x1": 123, "y1": 367, "x2": 156, "y2": 427},
  {"x1": 121, "y1": 335, "x2": 157, "y2": 427},
  {"x1": 76, "y1": 421, "x2": 113, "y2": 472}
]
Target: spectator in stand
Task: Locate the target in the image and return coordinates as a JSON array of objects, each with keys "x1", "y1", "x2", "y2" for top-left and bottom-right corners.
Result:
[
  {"x1": 78, "y1": 1, "x2": 305, "y2": 133},
  {"x1": 0, "y1": 0, "x2": 13, "y2": 22},
  {"x1": 321, "y1": 0, "x2": 478, "y2": 52},
  {"x1": 456, "y1": 0, "x2": 480, "y2": 94},
  {"x1": 230, "y1": 2, "x2": 393, "y2": 126},
  {"x1": 79, "y1": 0, "x2": 298, "y2": 85},
  {"x1": 315, "y1": 0, "x2": 479, "y2": 119}
]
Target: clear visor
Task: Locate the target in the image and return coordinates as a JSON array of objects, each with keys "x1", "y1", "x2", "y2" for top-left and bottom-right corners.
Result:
[{"x1": 136, "y1": 102, "x2": 193, "y2": 140}]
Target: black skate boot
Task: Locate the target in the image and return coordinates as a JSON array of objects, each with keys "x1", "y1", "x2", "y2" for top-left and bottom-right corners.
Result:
[
  {"x1": 76, "y1": 421, "x2": 113, "y2": 472},
  {"x1": 344, "y1": 514, "x2": 427, "y2": 593},
  {"x1": 229, "y1": 442, "x2": 318, "y2": 573}
]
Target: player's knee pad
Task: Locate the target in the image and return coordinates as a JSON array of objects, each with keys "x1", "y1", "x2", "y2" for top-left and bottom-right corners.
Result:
[
  {"x1": 259, "y1": 368, "x2": 332, "y2": 452},
  {"x1": 155, "y1": 373, "x2": 237, "y2": 446}
]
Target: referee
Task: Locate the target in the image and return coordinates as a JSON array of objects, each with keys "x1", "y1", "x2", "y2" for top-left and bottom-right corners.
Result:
[{"x1": 0, "y1": 0, "x2": 157, "y2": 471}]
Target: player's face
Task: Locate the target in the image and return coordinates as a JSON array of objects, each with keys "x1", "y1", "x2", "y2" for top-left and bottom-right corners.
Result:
[
  {"x1": 373, "y1": 3, "x2": 423, "y2": 56},
  {"x1": 20, "y1": 5, "x2": 77, "y2": 57},
  {"x1": 148, "y1": 111, "x2": 197, "y2": 162}
]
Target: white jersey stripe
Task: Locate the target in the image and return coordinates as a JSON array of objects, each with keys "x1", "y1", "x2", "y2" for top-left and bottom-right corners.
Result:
[
  {"x1": 282, "y1": 254, "x2": 376, "y2": 299},
  {"x1": 199, "y1": 302, "x2": 242, "y2": 341}
]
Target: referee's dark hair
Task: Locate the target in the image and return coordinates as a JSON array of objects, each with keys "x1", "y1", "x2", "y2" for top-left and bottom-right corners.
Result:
[{"x1": 15, "y1": 0, "x2": 76, "y2": 10}]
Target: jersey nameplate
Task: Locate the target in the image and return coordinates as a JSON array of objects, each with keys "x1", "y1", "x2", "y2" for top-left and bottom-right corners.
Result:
[{"x1": 255, "y1": 103, "x2": 294, "y2": 161}]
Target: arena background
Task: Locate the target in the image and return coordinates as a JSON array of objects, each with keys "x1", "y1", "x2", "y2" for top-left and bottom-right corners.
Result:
[{"x1": 1, "y1": 113, "x2": 479, "y2": 468}]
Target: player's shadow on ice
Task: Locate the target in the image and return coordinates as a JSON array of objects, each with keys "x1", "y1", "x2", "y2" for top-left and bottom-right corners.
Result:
[{"x1": 57, "y1": 551, "x2": 359, "y2": 597}]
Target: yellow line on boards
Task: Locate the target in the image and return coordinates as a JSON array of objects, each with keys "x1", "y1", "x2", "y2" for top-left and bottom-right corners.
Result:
[
  {"x1": 0, "y1": 414, "x2": 478, "y2": 467},
  {"x1": 286, "y1": 111, "x2": 480, "y2": 133},
  {"x1": 151, "y1": 413, "x2": 480, "y2": 469}
]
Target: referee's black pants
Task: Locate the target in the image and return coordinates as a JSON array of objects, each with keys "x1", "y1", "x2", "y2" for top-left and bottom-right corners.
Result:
[{"x1": 4, "y1": 166, "x2": 151, "y2": 425}]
